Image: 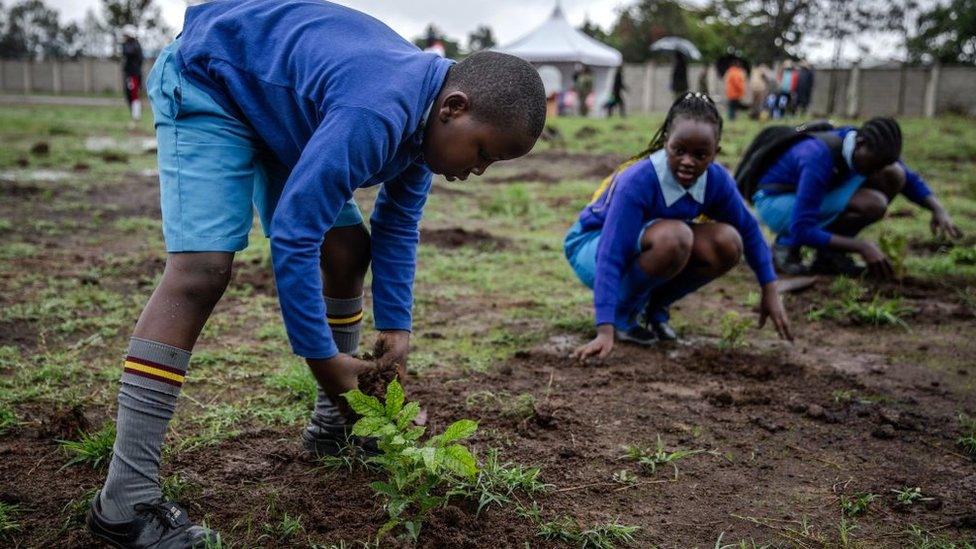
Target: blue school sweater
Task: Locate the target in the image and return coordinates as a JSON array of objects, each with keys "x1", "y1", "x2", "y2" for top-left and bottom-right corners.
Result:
[
  {"x1": 578, "y1": 151, "x2": 777, "y2": 326},
  {"x1": 175, "y1": 0, "x2": 453, "y2": 359},
  {"x1": 757, "y1": 128, "x2": 932, "y2": 248}
]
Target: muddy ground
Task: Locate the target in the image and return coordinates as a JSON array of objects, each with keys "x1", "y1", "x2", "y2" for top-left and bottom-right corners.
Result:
[{"x1": 1, "y1": 147, "x2": 975, "y2": 548}]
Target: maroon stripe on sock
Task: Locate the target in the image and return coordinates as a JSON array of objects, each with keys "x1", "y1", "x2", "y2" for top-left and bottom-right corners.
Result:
[
  {"x1": 326, "y1": 310, "x2": 363, "y2": 319},
  {"x1": 124, "y1": 355, "x2": 186, "y2": 375},
  {"x1": 123, "y1": 367, "x2": 183, "y2": 387}
]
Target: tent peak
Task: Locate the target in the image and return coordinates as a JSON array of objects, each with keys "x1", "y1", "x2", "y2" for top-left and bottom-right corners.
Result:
[{"x1": 551, "y1": 2, "x2": 564, "y2": 20}]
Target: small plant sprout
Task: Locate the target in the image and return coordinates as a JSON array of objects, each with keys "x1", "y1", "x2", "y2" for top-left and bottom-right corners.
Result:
[
  {"x1": 879, "y1": 231, "x2": 908, "y2": 279},
  {"x1": 343, "y1": 378, "x2": 479, "y2": 542},
  {"x1": 621, "y1": 435, "x2": 707, "y2": 479},
  {"x1": 0, "y1": 501, "x2": 21, "y2": 538},
  {"x1": 60, "y1": 423, "x2": 116, "y2": 470},
  {"x1": 957, "y1": 413, "x2": 976, "y2": 456},
  {"x1": 534, "y1": 513, "x2": 639, "y2": 549},
  {"x1": 612, "y1": 469, "x2": 638, "y2": 487},
  {"x1": 719, "y1": 311, "x2": 751, "y2": 349},
  {"x1": 949, "y1": 245, "x2": 976, "y2": 266},
  {"x1": 839, "y1": 492, "x2": 879, "y2": 517},
  {"x1": 892, "y1": 486, "x2": 924, "y2": 505}
]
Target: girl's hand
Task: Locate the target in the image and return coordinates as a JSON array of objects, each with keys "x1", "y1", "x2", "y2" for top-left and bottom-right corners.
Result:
[
  {"x1": 758, "y1": 282, "x2": 793, "y2": 341},
  {"x1": 571, "y1": 324, "x2": 614, "y2": 362},
  {"x1": 930, "y1": 208, "x2": 962, "y2": 240}
]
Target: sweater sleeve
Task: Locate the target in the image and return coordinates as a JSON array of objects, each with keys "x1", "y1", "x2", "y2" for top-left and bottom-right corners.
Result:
[
  {"x1": 788, "y1": 144, "x2": 835, "y2": 248},
  {"x1": 707, "y1": 168, "x2": 777, "y2": 285},
  {"x1": 592, "y1": 172, "x2": 648, "y2": 326},
  {"x1": 369, "y1": 162, "x2": 431, "y2": 332},
  {"x1": 898, "y1": 161, "x2": 933, "y2": 206},
  {"x1": 270, "y1": 107, "x2": 398, "y2": 359}
]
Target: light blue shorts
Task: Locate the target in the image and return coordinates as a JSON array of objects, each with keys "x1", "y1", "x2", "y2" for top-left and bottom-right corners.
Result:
[
  {"x1": 563, "y1": 219, "x2": 656, "y2": 291},
  {"x1": 147, "y1": 39, "x2": 362, "y2": 252},
  {"x1": 752, "y1": 174, "x2": 865, "y2": 242}
]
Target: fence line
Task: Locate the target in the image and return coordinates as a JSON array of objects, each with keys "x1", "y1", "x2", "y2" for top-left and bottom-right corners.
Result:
[{"x1": 2, "y1": 57, "x2": 974, "y2": 118}]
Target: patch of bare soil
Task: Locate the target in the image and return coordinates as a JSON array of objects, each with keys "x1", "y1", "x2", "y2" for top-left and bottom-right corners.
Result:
[{"x1": 420, "y1": 227, "x2": 511, "y2": 251}]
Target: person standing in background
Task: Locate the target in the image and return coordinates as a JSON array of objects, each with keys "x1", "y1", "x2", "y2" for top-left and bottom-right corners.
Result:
[
  {"x1": 121, "y1": 26, "x2": 143, "y2": 127},
  {"x1": 724, "y1": 59, "x2": 747, "y2": 120},
  {"x1": 605, "y1": 69, "x2": 626, "y2": 117},
  {"x1": 576, "y1": 65, "x2": 594, "y2": 117},
  {"x1": 749, "y1": 63, "x2": 771, "y2": 120},
  {"x1": 795, "y1": 61, "x2": 815, "y2": 115},
  {"x1": 672, "y1": 52, "x2": 689, "y2": 100}
]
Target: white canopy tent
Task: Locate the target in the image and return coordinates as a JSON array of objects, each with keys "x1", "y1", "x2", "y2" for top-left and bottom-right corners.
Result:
[{"x1": 494, "y1": 3, "x2": 623, "y2": 116}]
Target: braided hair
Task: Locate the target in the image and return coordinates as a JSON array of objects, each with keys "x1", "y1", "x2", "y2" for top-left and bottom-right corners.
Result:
[
  {"x1": 591, "y1": 92, "x2": 723, "y2": 203},
  {"x1": 859, "y1": 117, "x2": 902, "y2": 166}
]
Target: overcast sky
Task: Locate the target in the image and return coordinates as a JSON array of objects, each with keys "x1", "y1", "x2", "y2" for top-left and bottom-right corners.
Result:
[{"x1": 44, "y1": 0, "x2": 902, "y2": 64}]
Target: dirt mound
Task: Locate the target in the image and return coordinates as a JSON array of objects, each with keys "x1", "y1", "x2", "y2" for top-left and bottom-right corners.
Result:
[
  {"x1": 420, "y1": 227, "x2": 510, "y2": 251},
  {"x1": 574, "y1": 126, "x2": 600, "y2": 139},
  {"x1": 0, "y1": 180, "x2": 42, "y2": 196},
  {"x1": 684, "y1": 346, "x2": 802, "y2": 381}
]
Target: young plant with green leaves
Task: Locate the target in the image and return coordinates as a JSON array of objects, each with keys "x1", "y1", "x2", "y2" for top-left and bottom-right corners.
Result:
[
  {"x1": 893, "y1": 486, "x2": 924, "y2": 506},
  {"x1": 807, "y1": 276, "x2": 909, "y2": 328},
  {"x1": 621, "y1": 435, "x2": 707, "y2": 479},
  {"x1": 518, "y1": 504, "x2": 639, "y2": 549},
  {"x1": 0, "y1": 501, "x2": 21, "y2": 538},
  {"x1": 448, "y1": 448, "x2": 550, "y2": 514},
  {"x1": 957, "y1": 413, "x2": 976, "y2": 456},
  {"x1": 343, "y1": 379, "x2": 479, "y2": 542},
  {"x1": 879, "y1": 231, "x2": 908, "y2": 279},
  {"x1": 839, "y1": 492, "x2": 878, "y2": 517},
  {"x1": 719, "y1": 311, "x2": 751, "y2": 349}
]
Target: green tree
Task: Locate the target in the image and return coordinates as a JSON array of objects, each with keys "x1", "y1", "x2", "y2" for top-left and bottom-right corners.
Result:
[
  {"x1": 467, "y1": 24, "x2": 495, "y2": 52},
  {"x1": 701, "y1": 0, "x2": 813, "y2": 63},
  {"x1": 0, "y1": 0, "x2": 80, "y2": 59},
  {"x1": 605, "y1": 0, "x2": 726, "y2": 62},
  {"x1": 907, "y1": 0, "x2": 976, "y2": 64},
  {"x1": 100, "y1": 0, "x2": 173, "y2": 54}
]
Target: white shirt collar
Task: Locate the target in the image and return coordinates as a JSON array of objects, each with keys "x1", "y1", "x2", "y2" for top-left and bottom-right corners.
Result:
[
  {"x1": 842, "y1": 130, "x2": 857, "y2": 171},
  {"x1": 650, "y1": 149, "x2": 708, "y2": 207}
]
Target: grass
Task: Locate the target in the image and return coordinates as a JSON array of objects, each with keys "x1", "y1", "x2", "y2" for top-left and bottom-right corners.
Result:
[
  {"x1": 1, "y1": 104, "x2": 975, "y2": 545},
  {"x1": 59, "y1": 423, "x2": 116, "y2": 470},
  {"x1": 839, "y1": 492, "x2": 879, "y2": 517},
  {"x1": 620, "y1": 435, "x2": 709, "y2": 478},
  {"x1": 956, "y1": 414, "x2": 976, "y2": 455},
  {"x1": 517, "y1": 504, "x2": 639, "y2": 549},
  {"x1": 0, "y1": 502, "x2": 21, "y2": 538}
]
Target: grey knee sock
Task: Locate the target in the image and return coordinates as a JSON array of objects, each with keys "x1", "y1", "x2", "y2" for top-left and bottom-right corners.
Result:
[
  {"x1": 99, "y1": 338, "x2": 190, "y2": 521},
  {"x1": 308, "y1": 295, "x2": 363, "y2": 431}
]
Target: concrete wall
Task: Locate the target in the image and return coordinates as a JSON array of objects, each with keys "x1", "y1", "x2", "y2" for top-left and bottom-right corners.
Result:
[
  {"x1": 612, "y1": 62, "x2": 971, "y2": 118},
  {"x1": 1, "y1": 57, "x2": 974, "y2": 118},
  {"x1": 0, "y1": 58, "x2": 154, "y2": 95}
]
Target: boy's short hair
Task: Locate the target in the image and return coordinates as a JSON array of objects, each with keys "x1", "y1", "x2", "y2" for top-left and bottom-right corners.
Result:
[
  {"x1": 860, "y1": 117, "x2": 902, "y2": 165},
  {"x1": 445, "y1": 51, "x2": 546, "y2": 142}
]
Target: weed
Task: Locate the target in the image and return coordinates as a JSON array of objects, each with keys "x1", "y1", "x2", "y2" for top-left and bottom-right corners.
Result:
[
  {"x1": 465, "y1": 390, "x2": 536, "y2": 420},
  {"x1": 259, "y1": 513, "x2": 304, "y2": 543},
  {"x1": 807, "y1": 277, "x2": 909, "y2": 327},
  {"x1": 343, "y1": 378, "x2": 478, "y2": 542},
  {"x1": 448, "y1": 448, "x2": 550, "y2": 514},
  {"x1": 837, "y1": 514, "x2": 858, "y2": 546},
  {"x1": 612, "y1": 469, "x2": 638, "y2": 487},
  {"x1": 485, "y1": 184, "x2": 536, "y2": 219},
  {"x1": 0, "y1": 403, "x2": 17, "y2": 434},
  {"x1": 267, "y1": 359, "x2": 317, "y2": 406},
  {"x1": 0, "y1": 501, "x2": 21, "y2": 537},
  {"x1": 880, "y1": 231, "x2": 909, "y2": 278},
  {"x1": 949, "y1": 245, "x2": 976, "y2": 266},
  {"x1": 60, "y1": 423, "x2": 116, "y2": 470},
  {"x1": 957, "y1": 413, "x2": 976, "y2": 455},
  {"x1": 905, "y1": 524, "x2": 976, "y2": 548},
  {"x1": 621, "y1": 435, "x2": 707, "y2": 478},
  {"x1": 161, "y1": 473, "x2": 199, "y2": 502},
  {"x1": 839, "y1": 492, "x2": 878, "y2": 517},
  {"x1": 719, "y1": 311, "x2": 751, "y2": 349},
  {"x1": 893, "y1": 486, "x2": 924, "y2": 505},
  {"x1": 533, "y1": 512, "x2": 639, "y2": 549},
  {"x1": 714, "y1": 532, "x2": 773, "y2": 549}
]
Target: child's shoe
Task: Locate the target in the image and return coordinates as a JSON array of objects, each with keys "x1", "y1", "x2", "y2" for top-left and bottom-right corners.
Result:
[
  {"x1": 87, "y1": 492, "x2": 216, "y2": 548},
  {"x1": 616, "y1": 325, "x2": 658, "y2": 346},
  {"x1": 647, "y1": 320, "x2": 678, "y2": 341},
  {"x1": 773, "y1": 243, "x2": 807, "y2": 275}
]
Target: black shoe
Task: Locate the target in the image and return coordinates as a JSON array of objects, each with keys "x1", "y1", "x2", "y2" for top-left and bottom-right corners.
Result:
[
  {"x1": 616, "y1": 325, "x2": 658, "y2": 346},
  {"x1": 301, "y1": 420, "x2": 379, "y2": 459},
  {"x1": 810, "y1": 249, "x2": 865, "y2": 277},
  {"x1": 773, "y1": 243, "x2": 807, "y2": 275},
  {"x1": 647, "y1": 321, "x2": 678, "y2": 342},
  {"x1": 87, "y1": 492, "x2": 215, "y2": 549}
]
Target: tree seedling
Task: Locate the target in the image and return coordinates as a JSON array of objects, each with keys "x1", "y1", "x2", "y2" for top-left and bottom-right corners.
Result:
[
  {"x1": 343, "y1": 378, "x2": 478, "y2": 542},
  {"x1": 719, "y1": 311, "x2": 751, "y2": 349},
  {"x1": 892, "y1": 487, "x2": 924, "y2": 506},
  {"x1": 839, "y1": 492, "x2": 878, "y2": 517}
]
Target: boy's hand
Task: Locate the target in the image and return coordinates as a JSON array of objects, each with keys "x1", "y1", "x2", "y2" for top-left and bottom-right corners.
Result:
[
  {"x1": 930, "y1": 208, "x2": 962, "y2": 240},
  {"x1": 758, "y1": 282, "x2": 793, "y2": 341},
  {"x1": 571, "y1": 324, "x2": 614, "y2": 363},
  {"x1": 306, "y1": 353, "x2": 374, "y2": 419},
  {"x1": 374, "y1": 330, "x2": 410, "y2": 379},
  {"x1": 859, "y1": 241, "x2": 895, "y2": 280}
]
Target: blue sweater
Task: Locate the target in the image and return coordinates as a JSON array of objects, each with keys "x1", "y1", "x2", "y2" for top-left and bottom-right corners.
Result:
[
  {"x1": 578, "y1": 151, "x2": 777, "y2": 326},
  {"x1": 176, "y1": 0, "x2": 453, "y2": 359},
  {"x1": 757, "y1": 128, "x2": 932, "y2": 248}
]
